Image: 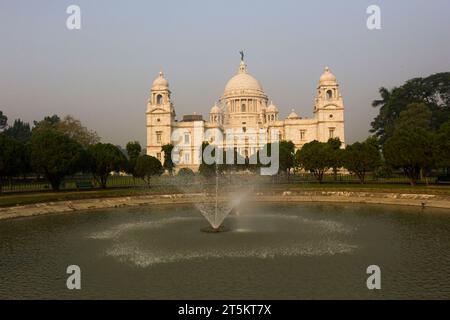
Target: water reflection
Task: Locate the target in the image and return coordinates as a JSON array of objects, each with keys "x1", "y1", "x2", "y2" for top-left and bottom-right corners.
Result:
[{"x1": 0, "y1": 203, "x2": 449, "y2": 299}]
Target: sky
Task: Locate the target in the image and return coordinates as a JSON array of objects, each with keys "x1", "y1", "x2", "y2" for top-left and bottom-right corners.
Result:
[{"x1": 0, "y1": 0, "x2": 449, "y2": 146}]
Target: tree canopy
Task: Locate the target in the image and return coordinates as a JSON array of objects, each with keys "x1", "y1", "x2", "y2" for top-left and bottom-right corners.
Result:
[
  {"x1": 437, "y1": 119, "x2": 450, "y2": 170},
  {"x1": 278, "y1": 141, "x2": 296, "y2": 176},
  {"x1": 0, "y1": 111, "x2": 8, "y2": 131},
  {"x1": 3, "y1": 119, "x2": 32, "y2": 143},
  {"x1": 343, "y1": 137, "x2": 381, "y2": 184},
  {"x1": 29, "y1": 129, "x2": 85, "y2": 190},
  {"x1": 161, "y1": 144, "x2": 175, "y2": 176},
  {"x1": 88, "y1": 143, "x2": 127, "y2": 188},
  {"x1": 382, "y1": 103, "x2": 436, "y2": 185},
  {"x1": 33, "y1": 114, "x2": 100, "y2": 147},
  {"x1": 198, "y1": 142, "x2": 217, "y2": 177},
  {"x1": 0, "y1": 135, "x2": 28, "y2": 192},
  {"x1": 125, "y1": 141, "x2": 142, "y2": 177},
  {"x1": 296, "y1": 140, "x2": 332, "y2": 183},
  {"x1": 327, "y1": 138, "x2": 344, "y2": 180},
  {"x1": 134, "y1": 155, "x2": 163, "y2": 187},
  {"x1": 371, "y1": 72, "x2": 450, "y2": 144},
  {"x1": 58, "y1": 115, "x2": 100, "y2": 147},
  {"x1": 126, "y1": 141, "x2": 142, "y2": 160}
]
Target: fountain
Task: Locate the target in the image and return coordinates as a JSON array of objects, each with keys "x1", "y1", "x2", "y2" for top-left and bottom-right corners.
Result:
[
  {"x1": 172, "y1": 163, "x2": 251, "y2": 233},
  {"x1": 199, "y1": 164, "x2": 229, "y2": 232}
]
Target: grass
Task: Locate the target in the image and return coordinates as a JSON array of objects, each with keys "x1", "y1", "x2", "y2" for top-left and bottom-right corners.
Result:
[
  {"x1": 260, "y1": 183, "x2": 450, "y2": 195},
  {"x1": 1, "y1": 181, "x2": 449, "y2": 208},
  {"x1": 0, "y1": 186, "x2": 180, "y2": 208}
]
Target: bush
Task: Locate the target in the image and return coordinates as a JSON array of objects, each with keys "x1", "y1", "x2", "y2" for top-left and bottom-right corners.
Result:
[{"x1": 177, "y1": 167, "x2": 195, "y2": 177}]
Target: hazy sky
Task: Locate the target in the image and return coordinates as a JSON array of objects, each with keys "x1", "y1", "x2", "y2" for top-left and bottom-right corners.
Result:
[{"x1": 1, "y1": 0, "x2": 449, "y2": 146}]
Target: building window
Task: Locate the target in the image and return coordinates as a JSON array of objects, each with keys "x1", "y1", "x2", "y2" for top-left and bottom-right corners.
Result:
[
  {"x1": 156, "y1": 94, "x2": 163, "y2": 105},
  {"x1": 300, "y1": 130, "x2": 306, "y2": 141},
  {"x1": 157, "y1": 118, "x2": 161, "y2": 122},
  {"x1": 184, "y1": 153, "x2": 190, "y2": 164},
  {"x1": 184, "y1": 133, "x2": 190, "y2": 144},
  {"x1": 326, "y1": 90, "x2": 333, "y2": 100},
  {"x1": 156, "y1": 153, "x2": 161, "y2": 161},
  {"x1": 278, "y1": 132, "x2": 283, "y2": 141},
  {"x1": 329, "y1": 128, "x2": 335, "y2": 139},
  {"x1": 156, "y1": 131, "x2": 162, "y2": 144},
  {"x1": 241, "y1": 104, "x2": 246, "y2": 112}
]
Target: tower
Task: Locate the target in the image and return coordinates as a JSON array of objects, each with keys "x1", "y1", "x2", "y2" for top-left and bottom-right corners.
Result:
[
  {"x1": 209, "y1": 102, "x2": 223, "y2": 125},
  {"x1": 314, "y1": 67, "x2": 345, "y2": 145},
  {"x1": 146, "y1": 71, "x2": 175, "y2": 161}
]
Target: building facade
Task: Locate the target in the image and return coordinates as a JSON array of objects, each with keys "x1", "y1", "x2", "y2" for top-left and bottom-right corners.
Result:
[{"x1": 146, "y1": 58, "x2": 345, "y2": 170}]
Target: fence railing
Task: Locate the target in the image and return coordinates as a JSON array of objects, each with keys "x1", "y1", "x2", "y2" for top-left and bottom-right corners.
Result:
[{"x1": 0, "y1": 173, "x2": 445, "y2": 194}]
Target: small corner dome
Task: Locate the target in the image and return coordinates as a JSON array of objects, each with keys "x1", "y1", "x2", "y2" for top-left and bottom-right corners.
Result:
[
  {"x1": 152, "y1": 71, "x2": 169, "y2": 89},
  {"x1": 320, "y1": 66, "x2": 337, "y2": 84},
  {"x1": 267, "y1": 102, "x2": 278, "y2": 113},
  {"x1": 210, "y1": 104, "x2": 221, "y2": 114},
  {"x1": 288, "y1": 109, "x2": 299, "y2": 119}
]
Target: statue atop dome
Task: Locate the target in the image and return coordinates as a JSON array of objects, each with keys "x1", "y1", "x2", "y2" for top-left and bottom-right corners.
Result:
[{"x1": 239, "y1": 50, "x2": 244, "y2": 62}]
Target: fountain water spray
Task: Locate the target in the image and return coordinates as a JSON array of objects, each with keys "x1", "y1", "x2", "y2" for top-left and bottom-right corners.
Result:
[{"x1": 169, "y1": 163, "x2": 252, "y2": 233}]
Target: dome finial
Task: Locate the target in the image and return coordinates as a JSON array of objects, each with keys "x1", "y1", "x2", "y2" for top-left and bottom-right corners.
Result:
[
  {"x1": 239, "y1": 61, "x2": 247, "y2": 73},
  {"x1": 238, "y1": 51, "x2": 248, "y2": 73},
  {"x1": 325, "y1": 66, "x2": 330, "y2": 72}
]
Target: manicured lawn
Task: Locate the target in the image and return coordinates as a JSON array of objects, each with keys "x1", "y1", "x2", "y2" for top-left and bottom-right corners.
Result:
[{"x1": 0, "y1": 187, "x2": 179, "y2": 208}]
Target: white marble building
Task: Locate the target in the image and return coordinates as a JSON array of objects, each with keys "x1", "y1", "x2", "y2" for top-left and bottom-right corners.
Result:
[{"x1": 146, "y1": 57, "x2": 345, "y2": 170}]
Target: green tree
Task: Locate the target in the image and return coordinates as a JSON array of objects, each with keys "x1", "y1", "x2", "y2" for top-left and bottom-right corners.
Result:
[
  {"x1": 343, "y1": 138, "x2": 381, "y2": 184},
  {"x1": 371, "y1": 72, "x2": 450, "y2": 144},
  {"x1": 198, "y1": 142, "x2": 217, "y2": 177},
  {"x1": 88, "y1": 143, "x2": 127, "y2": 188},
  {"x1": 29, "y1": 129, "x2": 84, "y2": 191},
  {"x1": 221, "y1": 147, "x2": 248, "y2": 173},
  {"x1": 296, "y1": 140, "x2": 331, "y2": 183},
  {"x1": 3, "y1": 119, "x2": 32, "y2": 143},
  {"x1": 126, "y1": 141, "x2": 142, "y2": 159},
  {"x1": 0, "y1": 135, "x2": 28, "y2": 192},
  {"x1": 33, "y1": 115, "x2": 99, "y2": 148},
  {"x1": 57, "y1": 115, "x2": 100, "y2": 148},
  {"x1": 161, "y1": 144, "x2": 175, "y2": 176},
  {"x1": 134, "y1": 155, "x2": 163, "y2": 187},
  {"x1": 327, "y1": 137, "x2": 343, "y2": 180},
  {"x1": 394, "y1": 103, "x2": 432, "y2": 132},
  {"x1": 0, "y1": 111, "x2": 8, "y2": 131},
  {"x1": 383, "y1": 103, "x2": 435, "y2": 185},
  {"x1": 436, "y1": 119, "x2": 450, "y2": 172},
  {"x1": 384, "y1": 129, "x2": 435, "y2": 186},
  {"x1": 125, "y1": 141, "x2": 142, "y2": 177},
  {"x1": 33, "y1": 114, "x2": 61, "y2": 131},
  {"x1": 278, "y1": 141, "x2": 295, "y2": 178}
]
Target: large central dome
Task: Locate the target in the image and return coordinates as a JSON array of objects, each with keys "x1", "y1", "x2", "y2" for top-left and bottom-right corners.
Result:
[
  {"x1": 223, "y1": 61, "x2": 266, "y2": 97},
  {"x1": 224, "y1": 73, "x2": 263, "y2": 92}
]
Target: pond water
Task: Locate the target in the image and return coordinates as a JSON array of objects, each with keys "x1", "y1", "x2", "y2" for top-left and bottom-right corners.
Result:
[{"x1": 1, "y1": 202, "x2": 449, "y2": 299}]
